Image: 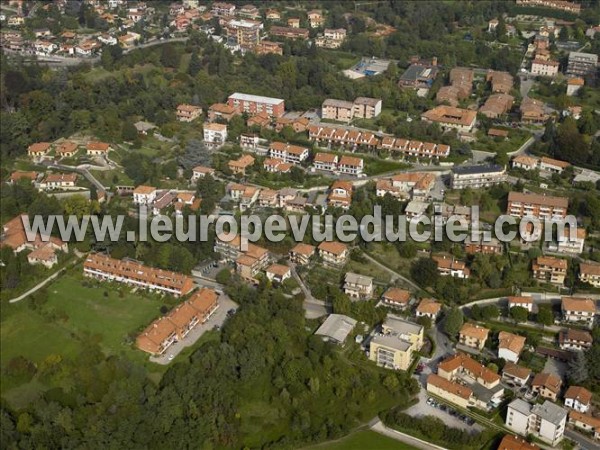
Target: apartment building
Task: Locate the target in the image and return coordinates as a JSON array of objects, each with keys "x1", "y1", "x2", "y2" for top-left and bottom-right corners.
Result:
[
  {"x1": 458, "y1": 323, "x2": 490, "y2": 350},
  {"x1": 269, "y1": 26, "x2": 309, "y2": 40},
  {"x1": 497, "y1": 435, "x2": 540, "y2": 450},
  {"x1": 203, "y1": 123, "x2": 228, "y2": 148},
  {"x1": 235, "y1": 244, "x2": 270, "y2": 282},
  {"x1": 289, "y1": 243, "x2": 315, "y2": 265},
  {"x1": 508, "y1": 296, "x2": 534, "y2": 312},
  {"x1": 321, "y1": 99, "x2": 355, "y2": 123},
  {"x1": 228, "y1": 154, "x2": 255, "y2": 175},
  {"x1": 532, "y1": 256, "x2": 567, "y2": 285},
  {"x1": 479, "y1": 93, "x2": 514, "y2": 118},
  {"x1": 343, "y1": 272, "x2": 374, "y2": 299},
  {"x1": 451, "y1": 164, "x2": 506, "y2": 189},
  {"x1": 561, "y1": 296, "x2": 596, "y2": 327},
  {"x1": 313, "y1": 153, "x2": 338, "y2": 172},
  {"x1": 211, "y1": 2, "x2": 235, "y2": 16},
  {"x1": 83, "y1": 253, "x2": 195, "y2": 297},
  {"x1": 370, "y1": 315, "x2": 424, "y2": 371},
  {"x1": 579, "y1": 262, "x2": 600, "y2": 287},
  {"x1": 521, "y1": 97, "x2": 549, "y2": 124},
  {"x1": 433, "y1": 255, "x2": 470, "y2": 279},
  {"x1": 564, "y1": 386, "x2": 592, "y2": 413},
  {"x1": 381, "y1": 287, "x2": 412, "y2": 310},
  {"x1": 531, "y1": 373, "x2": 562, "y2": 401},
  {"x1": 353, "y1": 97, "x2": 382, "y2": 119},
  {"x1": 548, "y1": 228, "x2": 585, "y2": 255},
  {"x1": 133, "y1": 185, "x2": 158, "y2": 205},
  {"x1": 498, "y1": 332, "x2": 527, "y2": 363},
  {"x1": 136, "y1": 288, "x2": 219, "y2": 355},
  {"x1": 427, "y1": 373, "x2": 474, "y2": 409},
  {"x1": 464, "y1": 235, "x2": 503, "y2": 255},
  {"x1": 566, "y1": 51, "x2": 598, "y2": 78},
  {"x1": 227, "y1": 92, "x2": 285, "y2": 118},
  {"x1": 338, "y1": 156, "x2": 364, "y2": 176},
  {"x1": 327, "y1": 180, "x2": 353, "y2": 209},
  {"x1": 176, "y1": 104, "x2": 202, "y2": 122},
  {"x1": 506, "y1": 192, "x2": 568, "y2": 219},
  {"x1": 225, "y1": 19, "x2": 261, "y2": 49},
  {"x1": 559, "y1": 328, "x2": 593, "y2": 352},
  {"x1": 318, "y1": 241, "x2": 349, "y2": 267},
  {"x1": 531, "y1": 59, "x2": 560, "y2": 76},
  {"x1": 415, "y1": 298, "x2": 442, "y2": 320},
  {"x1": 421, "y1": 105, "x2": 477, "y2": 133},
  {"x1": 502, "y1": 363, "x2": 532, "y2": 387},
  {"x1": 268, "y1": 142, "x2": 309, "y2": 164},
  {"x1": 506, "y1": 399, "x2": 567, "y2": 446}
]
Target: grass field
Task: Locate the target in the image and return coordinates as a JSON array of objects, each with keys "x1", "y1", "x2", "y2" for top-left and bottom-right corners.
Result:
[{"x1": 306, "y1": 430, "x2": 417, "y2": 450}]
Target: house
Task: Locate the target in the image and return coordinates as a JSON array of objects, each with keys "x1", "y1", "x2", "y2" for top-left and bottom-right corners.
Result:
[
  {"x1": 239, "y1": 133, "x2": 260, "y2": 150},
  {"x1": 567, "y1": 411, "x2": 600, "y2": 439},
  {"x1": 566, "y1": 77, "x2": 584, "y2": 96},
  {"x1": 253, "y1": 40, "x2": 283, "y2": 55},
  {"x1": 133, "y1": 185, "x2": 158, "y2": 205},
  {"x1": 343, "y1": 272, "x2": 373, "y2": 299},
  {"x1": 56, "y1": 141, "x2": 78, "y2": 158},
  {"x1": 559, "y1": 328, "x2": 593, "y2": 352},
  {"x1": 427, "y1": 373, "x2": 474, "y2": 409},
  {"x1": 487, "y1": 70, "x2": 514, "y2": 94},
  {"x1": 212, "y1": 2, "x2": 235, "y2": 16},
  {"x1": 86, "y1": 141, "x2": 111, "y2": 156},
  {"x1": 451, "y1": 164, "x2": 506, "y2": 189},
  {"x1": 84, "y1": 253, "x2": 195, "y2": 297},
  {"x1": 458, "y1": 323, "x2": 490, "y2": 350},
  {"x1": 564, "y1": 386, "x2": 592, "y2": 413},
  {"x1": 235, "y1": 244, "x2": 270, "y2": 282},
  {"x1": 550, "y1": 227, "x2": 585, "y2": 255},
  {"x1": 315, "y1": 314, "x2": 357, "y2": 345},
  {"x1": 416, "y1": 298, "x2": 442, "y2": 320},
  {"x1": 257, "y1": 189, "x2": 278, "y2": 207},
  {"x1": 479, "y1": 94, "x2": 514, "y2": 118},
  {"x1": 433, "y1": 255, "x2": 470, "y2": 279},
  {"x1": 497, "y1": 435, "x2": 540, "y2": 450},
  {"x1": 313, "y1": 153, "x2": 338, "y2": 172},
  {"x1": 315, "y1": 28, "x2": 347, "y2": 48},
  {"x1": 265, "y1": 264, "x2": 291, "y2": 283},
  {"x1": 561, "y1": 296, "x2": 596, "y2": 327},
  {"x1": 176, "y1": 104, "x2": 202, "y2": 122},
  {"x1": 263, "y1": 158, "x2": 291, "y2": 173},
  {"x1": 208, "y1": 103, "x2": 239, "y2": 122},
  {"x1": 381, "y1": 287, "x2": 411, "y2": 310},
  {"x1": 307, "y1": 9, "x2": 324, "y2": 28},
  {"x1": 338, "y1": 156, "x2": 364, "y2": 176},
  {"x1": 405, "y1": 200, "x2": 429, "y2": 221},
  {"x1": 488, "y1": 128, "x2": 509, "y2": 139},
  {"x1": 39, "y1": 173, "x2": 78, "y2": 191},
  {"x1": 370, "y1": 315, "x2": 424, "y2": 371},
  {"x1": 531, "y1": 59, "x2": 560, "y2": 77},
  {"x1": 507, "y1": 192, "x2": 568, "y2": 219},
  {"x1": 1, "y1": 214, "x2": 68, "y2": 257},
  {"x1": 538, "y1": 156, "x2": 570, "y2": 174},
  {"x1": 531, "y1": 373, "x2": 562, "y2": 401},
  {"x1": 203, "y1": 123, "x2": 228, "y2": 148},
  {"x1": 287, "y1": 17, "x2": 300, "y2": 28},
  {"x1": 508, "y1": 296, "x2": 534, "y2": 313},
  {"x1": 227, "y1": 92, "x2": 285, "y2": 118},
  {"x1": 134, "y1": 121, "x2": 156, "y2": 136},
  {"x1": 191, "y1": 166, "x2": 215, "y2": 182},
  {"x1": 506, "y1": 399, "x2": 567, "y2": 446},
  {"x1": 228, "y1": 155, "x2": 255, "y2": 176},
  {"x1": 464, "y1": 235, "x2": 503, "y2": 255},
  {"x1": 533, "y1": 256, "x2": 567, "y2": 285},
  {"x1": 579, "y1": 262, "x2": 600, "y2": 288},
  {"x1": 520, "y1": 98, "x2": 548, "y2": 124},
  {"x1": 27, "y1": 243, "x2": 60, "y2": 268},
  {"x1": 268, "y1": 142, "x2": 309, "y2": 164},
  {"x1": 502, "y1": 363, "x2": 532, "y2": 387},
  {"x1": 512, "y1": 155, "x2": 539, "y2": 171},
  {"x1": 289, "y1": 243, "x2": 315, "y2": 265},
  {"x1": 237, "y1": 4, "x2": 260, "y2": 19},
  {"x1": 421, "y1": 105, "x2": 477, "y2": 133},
  {"x1": 498, "y1": 331, "x2": 527, "y2": 363},
  {"x1": 28, "y1": 142, "x2": 51, "y2": 158},
  {"x1": 318, "y1": 241, "x2": 349, "y2": 267},
  {"x1": 150, "y1": 191, "x2": 176, "y2": 216},
  {"x1": 8, "y1": 171, "x2": 38, "y2": 184},
  {"x1": 398, "y1": 59, "x2": 440, "y2": 91},
  {"x1": 265, "y1": 9, "x2": 281, "y2": 20}
]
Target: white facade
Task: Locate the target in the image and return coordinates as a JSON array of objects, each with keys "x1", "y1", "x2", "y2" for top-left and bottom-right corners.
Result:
[
  {"x1": 506, "y1": 399, "x2": 567, "y2": 447},
  {"x1": 498, "y1": 348, "x2": 519, "y2": 364}
]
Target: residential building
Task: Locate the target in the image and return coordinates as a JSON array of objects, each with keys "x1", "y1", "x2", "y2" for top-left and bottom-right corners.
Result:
[
  {"x1": 566, "y1": 77, "x2": 584, "y2": 96},
  {"x1": 313, "y1": 153, "x2": 338, "y2": 172},
  {"x1": 488, "y1": 128, "x2": 509, "y2": 138},
  {"x1": 176, "y1": 104, "x2": 202, "y2": 122},
  {"x1": 239, "y1": 133, "x2": 260, "y2": 150},
  {"x1": 416, "y1": 298, "x2": 442, "y2": 320},
  {"x1": 212, "y1": 2, "x2": 235, "y2": 17},
  {"x1": 56, "y1": 141, "x2": 78, "y2": 158},
  {"x1": 315, "y1": 28, "x2": 346, "y2": 48},
  {"x1": 318, "y1": 241, "x2": 349, "y2": 267},
  {"x1": 508, "y1": 296, "x2": 534, "y2": 312},
  {"x1": 225, "y1": 18, "x2": 261, "y2": 49},
  {"x1": 38, "y1": 173, "x2": 77, "y2": 190},
  {"x1": 203, "y1": 123, "x2": 228, "y2": 147},
  {"x1": 531, "y1": 373, "x2": 562, "y2": 401},
  {"x1": 512, "y1": 155, "x2": 539, "y2": 171},
  {"x1": 208, "y1": 103, "x2": 240, "y2": 122},
  {"x1": 497, "y1": 435, "x2": 540, "y2": 450},
  {"x1": 8, "y1": 171, "x2": 38, "y2": 184},
  {"x1": 343, "y1": 272, "x2": 374, "y2": 299},
  {"x1": 321, "y1": 99, "x2": 355, "y2": 123},
  {"x1": 564, "y1": 386, "x2": 592, "y2": 413},
  {"x1": 257, "y1": 188, "x2": 278, "y2": 207},
  {"x1": 268, "y1": 142, "x2": 309, "y2": 164},
  {"x1": 381, "y1": 287, "x2": 411, "y2": 310},
  {"x1": 502, "y1": 363, "x2": 532, "y2": 387},
  {"x1": 498, "y1": 332, "x2": 527, "y2": 363},
  {"x1": 338, "y1": 156, "x2": 364, "y2": 176},
  {"x1": 487, "y1": 70, "x2": 514, "y2": 94},
  {"x1": 520, "y1": 97, "x2": 548, "y2": 124},
  {"x1": 227, "y1": 92, "x2": 285, "y2": 118},
  {"x1": 421, "y1": 105, "x2": 477, "y2": 133},
  {"x1": 559, "y1": 328, "x2": 593, "y2": 352},
  {"x1": 398, "y1": 59, "x2": 439, "y2": 91},
  {"x1": 265, "y1": 264, "x2": 291, "y2": 284},
  {"x1": 433, "y1": 255, "x2": 470, "y2": 279},
  {"x1": 579, "y1": 262, "x2": 600, "y2": 287},
  {"x1": 567, "y1": 411, "x2": 600, "y2": 438},
  {"x1": 308, "y1": 124, "x2": 380, "y2": 150},
  {"x1": 87, "y1": 141, "x2": 111, "y2": 156},
  {"x1": 133, "y1": 185, "x2": 158, "y2": 205},
  {"x1": 28, "y1": 142, "x2": 51, "y2": 158},
  {"x1": 235, "y1": 244, "x2": 270, "y2": 282},
  {"x1": 515, "y1": 0, "x2": 581, "y2": 13},
  {"x1": 327, "y1": 181, "x2": 353, "y2": 209},
  {"x1": 289, "y1": 243, "x2": 315, "y2": 265},
  {"x1": 549, "y1": 227, "x2": 585, "y2": 255},
  {"x1": 314, "y1": 314, "x2": 357, "y2": 345},
  {"x1": 451, "y1": 164, "x2": 506, "y2": 189},
  {"x1": 263, "y1": 158, "x2": 291, "y2": 173},
  {"x1": 532, "y1": 256, "x2": 568, "y2": 285},
  {"x1": 538, "y1": 156, "x2": 570, "y2": 174},
  {"x1": 307, "y1": 10, "x2": 324, "y2": 28},
  {"x1": 287, "y1": 18, "x2": 300, "y2": 28},
  {"x1": 531, "y1": 59, "x2": 560, "y2": 76},
  {"x1": 566, "y1": 51, "x2": 598, "y2": 78},
  {"x1": 228, "y1": 155, "x2": 255, "y2": 175},
  {"x1": 191, "y1": 166, "x2": 215, "y2": 182},
  {"x1": 269, "y1": 26, "x2": 309, "y2": 40},
  {"x1": 83, "y1": 253, "x2": 195, "y2": 297},
  {"x1": 378, "y1": 137, "x2": 450, "y2": 159},
  {"x1": 427, "y1": 373, "x2": 474, "y2": 409},
  {"x1": 464, "y1": 235, "x2": 503, "y2": 255},
  {"x1": 237, "y1": 4, "x2": 259, "y2": 19},
  {"x1": 353, "y1": 97, "x2": 382, "y2": 119},
  {"x1": 561, "y1": 296, "x2": 596, "y2": 327},
  {"x1": 370, "y1": 315, "x2": 424, "y2": 371},
  {"x1": 458, "y1": 323, "x2": 490, "y2": 350},
  {"x1": 253, "y1": 40, "x2": 283, "y2": 55},
  {"x1": 506, "y1": 192, "x2": 568, "y2": 219},
  {"x1": 404, "y1": 200, "x2": 429, "y2": 221},
  {"x1": 506, "y1": 399, "x2": 567, "y2": 446},
  {"x1": 479, "y1": 93, "x2": 514, "y2": 118}
]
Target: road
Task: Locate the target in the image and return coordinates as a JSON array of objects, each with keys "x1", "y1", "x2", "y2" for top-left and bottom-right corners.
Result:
[
  {"x1": 565, "y1": 429, "x2": 600, "y2": 450},
  {"x1": 369, "y1": 418, "x2": 447, "y2": 450},
  {"x1": 289, "y1": 264, "x2": 329, "y2": 318}
]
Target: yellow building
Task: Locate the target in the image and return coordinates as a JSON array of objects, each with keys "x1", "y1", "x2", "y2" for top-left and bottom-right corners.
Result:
[{"x1": 369, "y1": 315, "x2": 423, "y2": 371}]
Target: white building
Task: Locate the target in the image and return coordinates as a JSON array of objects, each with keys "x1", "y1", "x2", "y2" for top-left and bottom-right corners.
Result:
[
  {"x1": 268, "y1": 142, "x2": 309, "y2": 164},
  {"x1": 531, "y1": 59, "x2": 559, "y2": 77},
  {"x1": 133, "y1": 185, "x2": 158, "y2": 205},
  {"x1": 203, "y1": 123, "x2": 228, "y2": 147},
  {"x1": 506, "y1": 399, "x2": 567, "y2": 446},
  {"x1": 564, "y1": 386, "x2": 592, "y2": 413}
]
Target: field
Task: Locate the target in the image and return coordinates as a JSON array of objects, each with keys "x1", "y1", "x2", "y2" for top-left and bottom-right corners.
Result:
[{"x1": 306, "y1": 430, "x2": 417, "y2": 450}]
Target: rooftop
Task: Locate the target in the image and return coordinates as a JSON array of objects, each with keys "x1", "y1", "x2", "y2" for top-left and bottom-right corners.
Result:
[
  {"x1": 315, "y1": 314, "x2": 357, "y2": 343},
  {"x1": 531, "y1": 400, "x2": 567, "y2": 425}
]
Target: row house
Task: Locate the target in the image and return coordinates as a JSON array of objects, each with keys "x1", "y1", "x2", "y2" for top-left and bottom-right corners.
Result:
[
  {"x1": 227, "y1": 92, "x2": 285, "y2": 118},
  {"x1": 268, "y1": 142, "x2": 309, "y2": 164},
  {"x1": 506, "y1": 399, "x2": 567, "y2": 446},
  {"x1": 516, "y1": 0, "x2": 581, "y2": 14},
  {"x1": 450, "y1": 164, "x2": 506, "y2": 189},
  {"x1": 176, "y1": 104, "x2": 202, "y2": 122},
  {"x1": 136, "y1": 288, "x2": 219, "y2": 355},
  {"x1": 415, "y1": 298, "x2": 442, "y2": 320},
  {"x1": 83, "y1": 253, "x2": 195, "y2": 297},
  {"x1": 432, "y1": 255, "x2": 470, "y2": 279},
  {"x1": 343, "y1": 272, "x2": 374, "y2": 299},
  {"x1": 318, "y1": 241, "x2": 349, "y2": 267},
  {"x1": 559, "y1": 328, "x2": 593, "y2": 352},
  {"x1": 532, "y1": 256, "x2": 567, "y2": 285},
  {"x1": 458, "y1": 323, "x2": 490, "y2": 350},
  {"x1": 307, "y1": 10, "x2": 324, "y2": 28},
  {"x1": 370, "y1": 315, "x2": 423, "y2": 371},
  {"x1": 377, "y1": 136, "x2": 450, "y2": 159},
  {"x1": 269, "y1": 26, "x2": 309, "y2": 40},
  {"x1": 579, "y1": 261, "x2": 600, "y2": 288},
  {"x1": 531, "y1": 373, "x2": 562, "y2": 402},
  {"x1": 263, "y1": 158, "x2": 292, "y2": 173},
  {"x1": 506, "y1": 192, "x2": 568, "y2": 220},
  {"x1": 289, "y1": 243, "x2": 316, "y2": 265},
  {"x1": 308, "y1": 125, "x2": 380, "y2": 150},
  {"x1": 38, "y1": 173, "x2": 77, "y2": 191},
  {"x1": 327, "y1": 180, "x2": 353, "y2": 209},
  {"x1": 228, "y1": 154, "x2": 255, "y2": 176},
  {"x1": 561, "y1": 296, "x2": 596, "y2": 327}
]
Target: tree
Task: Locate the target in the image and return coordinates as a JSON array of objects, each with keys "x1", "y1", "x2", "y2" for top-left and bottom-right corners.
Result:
[
  {"x1": 510, "y1": 306, "x2": 529, "y2": 323},
  {"x1": 537, "y1": 305, "x2": 554, "y2": 327},
  {"x1": 121, "y1": 121, "x2": 138, "y2": 142},
  {"x1": 481, "y1": 305, "x2": 500, "y2": 321},
  {"x1": 444, "y1": 307, "x2": 464, "y2": 338},
  {"x1": 188, "y1": 51, "x2": 202, "y2": 77},
  {"x1": 216, "y1": 269, "x2": 231, "y2": 285},
  {"x1": 160, "y1": 43, "x2": 180, "y2": 68},
  {"x1": 568, "y1": 351, "x2": 588, "y2": 384},
  {"x1": 410, "y1": 258, "x2": 439, "y2": 287},
  {"x1": 398, "y1": 241, "x2": 417, "y2": 258}
]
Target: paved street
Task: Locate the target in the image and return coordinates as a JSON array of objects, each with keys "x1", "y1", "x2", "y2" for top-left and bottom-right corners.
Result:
[
  {"x1": 565, "y1": 429, "x2": 600, "y2": 450},
  {"x1": 369, "y1": 418, "x2": 447, "y2": 450},
  {"x1": 150, "y1": 295, "x2": 237, "y2": 365}
]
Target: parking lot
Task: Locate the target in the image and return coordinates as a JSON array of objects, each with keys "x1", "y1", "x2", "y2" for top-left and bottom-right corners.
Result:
[{"x1": 150, "y1": 295, "x2": 238, "y2": 365}]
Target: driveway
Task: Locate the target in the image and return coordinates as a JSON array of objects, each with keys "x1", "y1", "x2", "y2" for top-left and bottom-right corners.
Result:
[{"x1": 150, "y1": 295, "x2": 237, "y2": 365}]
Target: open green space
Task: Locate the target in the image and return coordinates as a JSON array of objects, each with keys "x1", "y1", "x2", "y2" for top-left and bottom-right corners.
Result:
[{"x1": 306, "y1": 429, "x2": 417, "y2": 450}]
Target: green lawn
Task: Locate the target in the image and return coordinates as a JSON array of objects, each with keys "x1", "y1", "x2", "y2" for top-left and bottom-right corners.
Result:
[
  {"x1": 306, "y1": 430, "x2": 417, "y2": 450},
  {"x1": 90, "y1": 168, "x2": 133, "y2": 187}
]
